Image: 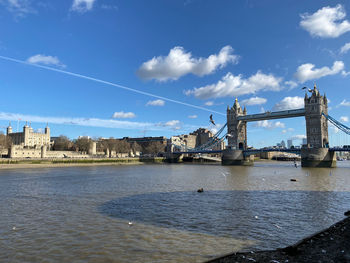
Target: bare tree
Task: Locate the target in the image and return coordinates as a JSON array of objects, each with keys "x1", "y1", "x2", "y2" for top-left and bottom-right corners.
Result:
[
  {"x1": 74, "y1": 137, "x2": 91, "y2": 153},
  {"x1": 143, "y1": 141, "x2": 166, "y2": 156},
  {"x1": 52, "y1": 135, "x2": 72, "y2": 151},
  {"x1": 131, "y1": 142, "x2": 141, "y2": 153},
  {"x1": 115, "y1": 139, "x2": 130, "y2": 153},
  {"x1": 0, "y1": 132, "x2": 11, "y2": 157}
]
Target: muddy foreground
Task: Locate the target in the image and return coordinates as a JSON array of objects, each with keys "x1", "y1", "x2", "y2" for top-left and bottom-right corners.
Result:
[{"x1": 207, "y1": 212, "x2": 350, "y2": 263}]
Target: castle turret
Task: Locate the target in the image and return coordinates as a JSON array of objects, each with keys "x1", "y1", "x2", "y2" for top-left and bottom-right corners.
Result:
[
  {"x1": 45, "y1": 123, "x2": 50, "y2": 135},
  {"x1": 23, "y1": 121, "x2": 30, "y2": 147},
  {"x1": 6, "y1": 122, "x2": 12, "y2": 135},
  {"x1": 44, "y1": 123, "x2": 50, "y2": 148}
]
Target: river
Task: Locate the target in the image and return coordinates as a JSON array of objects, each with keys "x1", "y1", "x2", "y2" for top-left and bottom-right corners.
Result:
[{"x1": 1, "y1": 161, "x2": 350, "y2": 262}]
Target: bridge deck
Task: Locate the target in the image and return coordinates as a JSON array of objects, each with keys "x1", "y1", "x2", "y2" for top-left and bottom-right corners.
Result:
[
  {"x1": 173, "y1": 147, "x2": 350, "y2": 155},
  {"x1": 238, "y1": 108, "x2": 305, "y2": 122}
]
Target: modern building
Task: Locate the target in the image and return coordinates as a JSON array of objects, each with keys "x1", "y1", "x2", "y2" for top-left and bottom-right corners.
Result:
[
  {"x1": 287, "y1": 139, "x2": 293, "y2": 149},
  {"x1": 302, "y1": 138, "x2": 307, "y2": 146}
]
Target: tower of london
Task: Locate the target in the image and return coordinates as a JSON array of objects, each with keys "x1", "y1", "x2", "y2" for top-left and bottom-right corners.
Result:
[{"x1": 7, "y1": 122, "x2": 51, "y2": 148}]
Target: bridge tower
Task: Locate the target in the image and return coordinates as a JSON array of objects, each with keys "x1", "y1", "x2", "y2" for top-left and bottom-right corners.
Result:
[
  {"x1": 226, "y1": 98, "x2": 247, "y2": 150},
  {"x1": 304, "y1": 85, "x2": 329, "y2": 148},
  {"x1": 302, "y1": 85, "x2": 335, "y2": 167},
  {"x1": 222, "y1": 98, "x2": 253, "y2": 165}
]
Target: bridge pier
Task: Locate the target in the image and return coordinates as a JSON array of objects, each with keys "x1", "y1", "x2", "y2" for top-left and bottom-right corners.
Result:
[
  {"x1": 301, "y1": 148, "x2": 336, "y2": 167},
  {"x1": 165, "y1": 153, "x2": 183, "y2": 163},
  {"x1": 221, "y1": 149, "x2": 254, "y2": 166}
]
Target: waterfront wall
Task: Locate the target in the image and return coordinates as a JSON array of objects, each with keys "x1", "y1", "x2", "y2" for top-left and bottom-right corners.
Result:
[{"x1": 9, "y1": 145, "x2": 90, "y2": 159}]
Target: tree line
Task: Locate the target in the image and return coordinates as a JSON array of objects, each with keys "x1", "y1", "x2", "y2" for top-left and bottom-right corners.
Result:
[
  {"x1": 52, "y1": 135, "x2": 166, "y2": 155},
  {"x1": 0, "y1": 133, "x2": 167, "y2": 156}
]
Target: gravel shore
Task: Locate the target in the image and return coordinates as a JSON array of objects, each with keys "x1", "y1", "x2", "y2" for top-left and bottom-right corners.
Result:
[{"x1": 207, "y1": 212, "x2": 350, "y2": 263}]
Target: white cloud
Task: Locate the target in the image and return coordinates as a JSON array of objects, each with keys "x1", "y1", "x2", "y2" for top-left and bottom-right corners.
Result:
[
  {"x1": 294, "y1": 61, "x2": 344, "y2": 83},
  {"x1": 339, "y1": 99, "x2": 350, "y2": 107},
  {"x1": 340, "y1": 116, "x2": 349, "y2": 122},
  {"x1": 185, "y1": 71, "x2": 282, "y2": 99},
  {"x1": 204, "y1": 101, "x2": 214, "y2": 106},
  {"x1": 255, "y1": 120, "x2": 285, "y2": 129},
  {"x1": 300, "y1": 4, "x2": 350, "y2": 38},
  {"x1": 112, "y1": 111, "x2": 136, "y2": 119},
  {"x1": 0, "y1": 111, "x2": 176, "y2": 131},
  {"x1": 146, "y1": 99, "x2": 165, "y2": 106},
  {"x1": 164, "y1": 120, "x2": 180, "y2": 127},
  {"x1": 273, "y1": 96, "x2": 304, "y2": 111},
  {"x1": 101, "y1": 4, "x2": 118, "y2": 11},
  {"x1": 275, "y1": 121, "x2": 285, "y2": 128},
  {"x1": 157, "y1": 120, "x2": 182, "y2": 131},
  {"x1": 137, "y1": 45, "x2": 239, "y2": 81},
  {"x1": 290, "y1": 135, "x2": 306, "y2": 140},
  {"x1": 284, "y1": 80, "x2": 298, "y2": 89},
  {"x1": 71, "y1": 0, "x2": 96, "y2": 13},
  {"x1": 27, "y1": 54, "x2": 66, "y2": 68},
  {"x1": 282, "y1": 128, "x2": 295, "y2": 134},
  {"x1": 0, "y1": 0, "x2": 35, "y2": 17},
  {"x1": 342, "y1": 70, "x2": 350, "y2": 76},
  {"x1": 0, "y1": 112, "x2": 202, "y2": 133},
  {"x1": 188, "y1": 115, "x2": 197, "y2": 119},
  {"x1": 340, "y1": 43, "x2": 350, "y2": 54},
  {"x1": 241, "y1": 96, "x2": 267, "y2": 106}
]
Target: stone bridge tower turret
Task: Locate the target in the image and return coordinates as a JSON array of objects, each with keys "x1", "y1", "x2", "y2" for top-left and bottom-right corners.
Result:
[
  {"x1": 302, "y1": 84, "x2": 335, "y2": 167},
  {"x1": 304, "y1": 85, "x2": 329, "y2": 148},
  {"x1": 227, "y1": 98, "x2": 247, "y2": 150}
]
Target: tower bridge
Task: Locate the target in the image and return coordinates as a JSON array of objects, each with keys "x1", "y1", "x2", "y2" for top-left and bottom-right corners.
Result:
[
  {"x1": 223, "y1": 85, "x2": 334, "y2": 167},
  {"x1": 171, "y1": 84, "x2": 350, "y2": 167}
]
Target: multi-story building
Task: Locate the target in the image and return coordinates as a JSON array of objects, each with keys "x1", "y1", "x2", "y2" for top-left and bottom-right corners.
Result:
[
  {"x1": 169, "y1": 128, "x2": 225, "y2": 152},
  {"x1": 7, "y1": 122, "x2": 50, "y2": 148}
]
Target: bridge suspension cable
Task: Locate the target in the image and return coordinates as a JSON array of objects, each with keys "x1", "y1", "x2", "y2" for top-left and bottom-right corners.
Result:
[
  {"x1": 322, "y1": 113, "x2": 350, "y2": 135},
  {"x1": 172, "y1": 123, "x2": 227, "y2": 152}
]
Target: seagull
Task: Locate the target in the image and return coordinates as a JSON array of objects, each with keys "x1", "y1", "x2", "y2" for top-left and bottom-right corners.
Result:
[
  {"x1": 302, "y1": 86, "x2": 312, "y2": 92},
  {"x1": 209, "y1": 114, "x2": 216, "y2": 126}
]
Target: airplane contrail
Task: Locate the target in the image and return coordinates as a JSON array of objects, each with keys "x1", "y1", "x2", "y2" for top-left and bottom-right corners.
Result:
[{"x1": 0, "y1": 55, "x2": 225, "y2": 116}]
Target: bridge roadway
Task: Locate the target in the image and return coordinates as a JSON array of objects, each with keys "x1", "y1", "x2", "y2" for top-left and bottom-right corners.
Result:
[
  {"x1": 237, "y1": 108, "x2": 305, "y2": 122},
  {"x1": 173, "y1": 147, "x2": 350, "y2": 155}
]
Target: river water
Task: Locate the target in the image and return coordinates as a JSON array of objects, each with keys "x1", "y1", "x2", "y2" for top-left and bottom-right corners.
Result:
[{"x1": 1, "y1": 161, "x2": 350, "y2": 262}]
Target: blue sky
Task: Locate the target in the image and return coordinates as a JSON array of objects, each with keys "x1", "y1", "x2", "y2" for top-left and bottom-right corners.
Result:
[{"x1": 0, "y1": 0, "x2": 349, "y2": 147}]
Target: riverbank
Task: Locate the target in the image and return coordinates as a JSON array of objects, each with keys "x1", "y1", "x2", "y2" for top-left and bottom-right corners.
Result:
[
  {"x1": 0, "y1": 157, "x2": 166, "y2": 169},
  {"x1": 207, "y1": 212, "x2": 350, "y2": 263}
]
